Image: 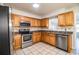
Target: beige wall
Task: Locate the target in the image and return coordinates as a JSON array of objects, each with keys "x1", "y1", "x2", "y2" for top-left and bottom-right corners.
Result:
[{"x1": 10, "y1": 8, "x2": 42, "y2": 19}]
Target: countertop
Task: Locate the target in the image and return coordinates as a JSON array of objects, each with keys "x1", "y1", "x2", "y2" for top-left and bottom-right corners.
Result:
[
  {"x1": 13, "y1": 29, "x2": 73, "y2": 35},
  {"x1": 30, "y1": 30, "x2": 73, "y2": 35},
  {"x1": 30, "y1": 29, "x2": 73, "y2": 33}
]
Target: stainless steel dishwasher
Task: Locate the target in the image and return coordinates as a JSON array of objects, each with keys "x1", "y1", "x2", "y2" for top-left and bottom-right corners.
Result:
[{"x1": 56, "y1": 34, "x2": 68, "y2": 51}]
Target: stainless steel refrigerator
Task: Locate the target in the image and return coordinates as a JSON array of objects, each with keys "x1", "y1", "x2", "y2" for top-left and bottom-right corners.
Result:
[{"x1": 0, "y1": 6, "x2": 13, "y2": 55}]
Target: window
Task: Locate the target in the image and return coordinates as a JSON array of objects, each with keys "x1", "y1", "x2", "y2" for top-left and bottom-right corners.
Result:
[{"x1": 49, "y1": 17, "x2": 58, "y2": 30}]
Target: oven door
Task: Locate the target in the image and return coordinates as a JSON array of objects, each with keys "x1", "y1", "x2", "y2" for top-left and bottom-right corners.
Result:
[
  {"x1": 22, "y1": 34, "x2": 32, "y2": 43},
  {"x1": 22, "y1": 34, "x2": 32, "y2": 48}
]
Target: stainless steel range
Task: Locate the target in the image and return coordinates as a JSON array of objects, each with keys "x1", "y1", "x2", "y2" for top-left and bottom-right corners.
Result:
[{"x1": 19, "y1": 29, "x2": 32, "y2": 48}]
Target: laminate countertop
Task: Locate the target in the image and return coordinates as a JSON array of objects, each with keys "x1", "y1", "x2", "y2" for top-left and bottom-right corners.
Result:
[
  {"x1": 13, "y1": 29, "x2": 73, "y2": 35},
  {"x1": 30, "y1": 29, "x2": 73, "y2": 35}
]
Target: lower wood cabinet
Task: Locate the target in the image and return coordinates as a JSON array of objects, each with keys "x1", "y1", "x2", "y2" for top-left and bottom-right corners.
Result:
[
  {"x1": 49, "y1": 33, "x2": 56, "y2": 46},
  {"x1": 44, "y1": 32, "x2": 50, "y2": 43},
  {"x1": 41, "y1": 32, "x2": 56, "y2": 46},
  {"x1": 67, "y1": 35, "x2": 72, "y2": 53},
  {"x1": 32, "y1": 31, "x2": 72, "y2": 53},
  {"x1": 13, "y1": 34, "x2": 21, "y2": 50},
  {"x1": 48, "y1": 32, "x2": 56, "y2": 46},
  {"x1": 32, "y1": 32, "x2": 41, "y2": 43}
]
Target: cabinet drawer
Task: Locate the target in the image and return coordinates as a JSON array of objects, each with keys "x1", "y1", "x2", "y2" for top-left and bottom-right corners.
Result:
[{"x1": 48, "y1": 32, "x2": 55, "y2": 36}]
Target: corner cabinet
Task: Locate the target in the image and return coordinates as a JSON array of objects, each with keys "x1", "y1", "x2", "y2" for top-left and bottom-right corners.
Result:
[
  {"x1": 41, "y1": 32, "x2": 56, "y2": 46},
  {"x1": 32, "y1": 32, "x2": 41, "y2": 43},
  {"x1": 58, "y1": 11, "x2": 74, "y2": 26},
  {"x1": 30, "y1": 18, "x2": 41, "y2": 27},
  {"x1": 40, "y1": 18, "x2": 49, "y2": 27},
  {"x1": 42, "y1": 32, "x2": 50, "y2": 43}
]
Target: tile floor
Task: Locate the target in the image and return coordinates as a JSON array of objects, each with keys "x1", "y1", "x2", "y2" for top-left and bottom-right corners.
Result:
[{"x1": 13, "y1": 42, "x2": 74, "y2": 55}]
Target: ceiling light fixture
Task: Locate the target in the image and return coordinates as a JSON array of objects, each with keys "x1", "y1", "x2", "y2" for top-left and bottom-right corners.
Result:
[{"x1": 33, "y1": 3, "x2": 39, "y2": 8}]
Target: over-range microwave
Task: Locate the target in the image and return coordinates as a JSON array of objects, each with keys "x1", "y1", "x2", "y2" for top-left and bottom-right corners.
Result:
[{"x1": 20, "y1": 21, "x2": 31, "y2": 27}]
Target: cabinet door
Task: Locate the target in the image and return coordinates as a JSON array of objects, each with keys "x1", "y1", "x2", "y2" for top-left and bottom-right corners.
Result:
[
  {"x1": 13, "y1": 34, "x2": 21, "y2": 50},
  {"x1": 45, "y1": 18, "x2": 49, "y2": 27},
  {"x1": 36, "y1": 32, "x2": 41, "y2": 42},
  {"x1": 32, "y1": 32, "x2": 41, "y2": 43},
  {"x1": 24, "y1": 17, "x2": 31, "y2": 22},
  {"x1": 58, "y1": 14, "x2": 66, "y2": 26},
  {"x1": 48, "y1": 32, "x2": 56, "y2": 46},
  {"x1": 41, "y1": 18, "x2": 49, "y2": 27},
  {"x1": 65, "y1": 12, "x2": 74, "y2": 26},
  {"x1": 37, "y1": 20, "x2": 41, "y2": 26},
  {"x1": 41, "y1": 32, "x2": 49, "y2": 43},
  {"x1": 49, "y1": 36, "x2": 56, "y2": 46},
  {"x1": 31, "y1": 19, "x2": 35, "y2": 27},
  {"x1": 34, "y1": 20, "x2": 38, "y2": 26},
  {"x1": 31, "y1": 19, "x2": 40, "y2": 27},
  {"x1": 31, "y1": 19, "x2": 37, "y2": 27},
  {"x1": 67, "y1": 35, "x2": 72, "y2": 53},
  {"x1": 12, "y1": 14, "x2": 20, "y2": 26},
  {"x1": 41, "y1": 32, "x2": 45, "y2": 41},
  {"x1": 44, "y1": 32, "x2": 49, "y2": 43}
]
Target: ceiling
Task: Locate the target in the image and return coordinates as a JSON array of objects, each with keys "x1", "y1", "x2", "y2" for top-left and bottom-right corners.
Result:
[{"x1": 4, "y1": 3, "x2": 77, "y2": 16}]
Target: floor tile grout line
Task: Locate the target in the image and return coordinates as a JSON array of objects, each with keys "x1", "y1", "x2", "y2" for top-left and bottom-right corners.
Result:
[{"x1": 14, "y1": 42, "x2": 73, "y2": 55}]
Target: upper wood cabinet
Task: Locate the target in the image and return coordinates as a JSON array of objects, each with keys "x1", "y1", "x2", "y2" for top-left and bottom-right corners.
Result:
[
  {"x1": 12, "y1": 14, "x2": 20, "y2": 26},
  {"x1": 58, "y1": 11, "x2": 74, "y2": 26},
  {"x1": 12, "y1": 14, "x2": 41, "y2": 27},
  {"x1": 65, "y1": 12, "x2": 74, "y2": 26},
  {"x1": 58, "y1": 14, "x2": 65, "y2": 26},
  {"x1": 35, "y1": 19, "x2": 40, "y2": 27},
  {"x1": 40, "y1": 18, "x2": 49, "y2": 27},
  {"x1": 31, "y1": 19, "x2": 40, "y2": 27}
]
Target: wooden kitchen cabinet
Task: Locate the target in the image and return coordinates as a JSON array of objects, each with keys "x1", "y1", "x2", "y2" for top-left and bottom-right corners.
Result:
[
  {"x1": 67, "y1": 34, "x2": 72, "y2": 53},
  {"x1": 58, "y1": 11, "x2": 74, "y2": 26},
  {"x1": 31, "y1": 19, "x2": 40, "y2": 27},
  {"x1": 34, "y1": 19, "x2": 40, "y2": 27},
  {"x1": 32, "y1": 32, "x2": 41, "y2": 43},
  {"x1": 12, "y1": 14, "x2": 20, "y2": 26},
  {"x1": 58, "y1": 14, "x2": 66, "y2": 26},
  {"x1": 41, "y1": 32, "x2": 45, "y2": 41},
  {"x1": 65, "y1": 12, "x2": 74, "y2": 26},
  {"x1": 41, "y1": 32, "x2": 56, "y2": 46},
  {"x1": 49, "y1": 32, "x2": 56, "y2": 46},
  {"x1": 37, "y1": 20, "x2": 41, "y2": 26},
  {"x1": 40, "y1": 18, "x2": 49, "y2": 27},
  {"x1": 44, "y1": 32, "x2": 50, "y2": 43},
  {"x1": 31, "y1": 19, "x2": 35, "y2": 26},
  {"x1": 41, "y1": 32, "x2": 49, "y2": 43},
  {"x1": 13, "y1": 34, "x2": 21, "y2": 50}
]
